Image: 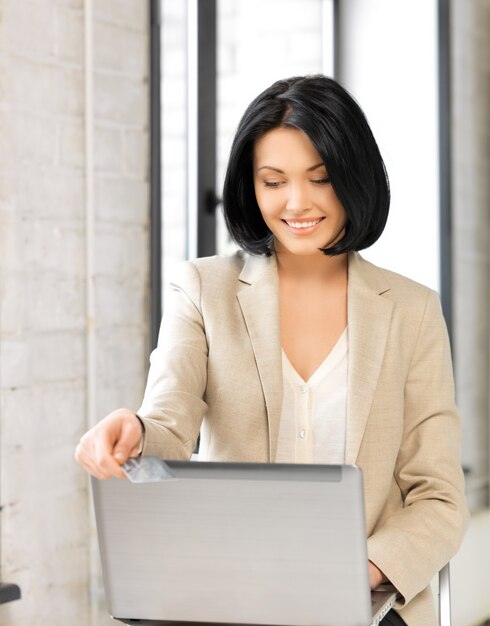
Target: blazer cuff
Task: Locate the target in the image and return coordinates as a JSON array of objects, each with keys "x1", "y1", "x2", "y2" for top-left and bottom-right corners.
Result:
[
  {"x1": 136, "y1": 413, "x2": 193, "y2": 460},
  {"x1": 134, "y1": 413, "x2": 145, "y2": 456},
  {"x1": 368, "y1": 533, "x2": 416, "y2": 607}
]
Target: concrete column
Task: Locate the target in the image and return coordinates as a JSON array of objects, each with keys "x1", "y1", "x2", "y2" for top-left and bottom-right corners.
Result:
[{"x1": 0, "y1": 1, "x2": 149, "y2": 624}]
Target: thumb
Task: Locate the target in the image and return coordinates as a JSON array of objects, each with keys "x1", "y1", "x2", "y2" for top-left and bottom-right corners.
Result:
[
  {"x1": 113, "y1": 449, "x2": 128, "y2": 464},
  {"x1": 113, "y1": 420, "x2": 141, "y2": 464}
]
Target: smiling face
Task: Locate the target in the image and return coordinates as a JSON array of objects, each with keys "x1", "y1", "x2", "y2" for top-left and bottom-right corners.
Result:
[{"x1": 253, "y1": 126, "x2": 346, "y2": 257}]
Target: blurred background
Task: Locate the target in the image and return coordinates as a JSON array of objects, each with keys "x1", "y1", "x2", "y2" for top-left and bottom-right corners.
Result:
[{"x1": 0, "y1": 0, "x2": 488, "y2": 624}]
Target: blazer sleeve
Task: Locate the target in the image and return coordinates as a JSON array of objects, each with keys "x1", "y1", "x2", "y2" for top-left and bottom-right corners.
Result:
[
  {"x1": 136, "y1": 261, "x2": 208, "y2": 459},
  {"x1": 367, "y1": 289, "x2": 469, "y2": 606}
]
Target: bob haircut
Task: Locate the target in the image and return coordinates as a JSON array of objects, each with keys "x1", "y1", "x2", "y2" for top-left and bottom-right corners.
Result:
[{"x1": 222, "y1": 75, "x2": 390, "y2": 256}]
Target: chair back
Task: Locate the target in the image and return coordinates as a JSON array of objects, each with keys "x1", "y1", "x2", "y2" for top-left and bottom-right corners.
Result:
[{"x1": 439, "y1": 562, "x2": 451, "y2": 626}]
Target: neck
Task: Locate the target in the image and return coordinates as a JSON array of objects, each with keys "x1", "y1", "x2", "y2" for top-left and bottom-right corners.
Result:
[{"x1": 276, "y1": 249, "x2": 348, "y2": 282}]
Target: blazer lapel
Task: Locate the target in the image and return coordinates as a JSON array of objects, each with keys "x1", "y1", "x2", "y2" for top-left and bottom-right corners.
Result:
[
  {"x1": 345, "y1": 252, "x2": 393, "y2": 464},
  {"x1": 235, "y1": 251, "x2": 393, "y2": 465},
  {"x1": 236, "y1": 255, "x2": 283, "y2": 462}
]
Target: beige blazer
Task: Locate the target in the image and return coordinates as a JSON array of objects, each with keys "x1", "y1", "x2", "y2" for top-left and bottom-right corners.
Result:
[{"x1": 138, "y1": 251, "x2": 468, "y2": 626}]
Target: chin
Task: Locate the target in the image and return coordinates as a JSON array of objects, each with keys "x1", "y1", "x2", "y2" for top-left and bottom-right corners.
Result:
[{"x1": 278, "y1": 243, "x2": 325, "y2": 257}]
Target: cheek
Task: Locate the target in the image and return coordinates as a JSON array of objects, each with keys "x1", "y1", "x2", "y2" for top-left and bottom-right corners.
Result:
[
  {"x1": 336, "y1": 203, "x2": 347, "y2": 224},
  {"x1": 255, "y1": 189, "x2": 282, "y2": 220}
]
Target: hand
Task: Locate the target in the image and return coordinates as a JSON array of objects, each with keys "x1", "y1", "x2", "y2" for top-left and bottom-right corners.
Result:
[
  {"x1": 368, "y1": 561, "x2": 388, "y2": 590},
  {"x1": 75, "y1": 408, "x2": 143, "y2": 479}
]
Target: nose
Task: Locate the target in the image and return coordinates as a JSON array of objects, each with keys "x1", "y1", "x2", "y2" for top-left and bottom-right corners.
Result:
[{"x1": 285, "y1": 182, "x2": 312, "y2": 213}]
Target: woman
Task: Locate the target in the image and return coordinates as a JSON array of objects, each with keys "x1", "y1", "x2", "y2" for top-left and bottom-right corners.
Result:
[{"x1": 76, "y1": 75, "x2": 468, "y2": 626}]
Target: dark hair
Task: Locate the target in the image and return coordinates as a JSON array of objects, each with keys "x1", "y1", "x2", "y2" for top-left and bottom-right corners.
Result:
[{"x1": 222, "y1": 75, "x2": 390, "y2": 256}]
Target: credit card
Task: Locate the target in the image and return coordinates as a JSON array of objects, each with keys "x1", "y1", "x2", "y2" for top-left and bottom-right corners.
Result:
[{"x1": 122, "y1": 456, "x2": 175, "y2": 483}]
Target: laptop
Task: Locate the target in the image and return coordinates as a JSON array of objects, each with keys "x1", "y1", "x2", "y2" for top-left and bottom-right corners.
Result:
[{"x1": 92, "y1": 459, "x2": 398, "y2": 626}]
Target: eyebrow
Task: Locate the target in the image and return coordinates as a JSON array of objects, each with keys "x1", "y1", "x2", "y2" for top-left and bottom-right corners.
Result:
[{"x1": 256, "y1": 162, "x2": 325, "y2": 174}]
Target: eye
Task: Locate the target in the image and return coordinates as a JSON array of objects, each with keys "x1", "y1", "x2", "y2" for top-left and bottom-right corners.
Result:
[
  {"x1": 311, "y1": 177, "x2": 331, "y2": 185},
  {"x1": 264, "y1": 181, "x2": 283, "y2": 188}
]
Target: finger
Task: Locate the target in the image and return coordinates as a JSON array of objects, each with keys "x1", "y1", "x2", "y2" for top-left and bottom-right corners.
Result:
[
  {"x1": 93, "y1": 429, "x2": 127, "y2": 478},
  {"x1": 90, "y1": 455, "x2": 126, "y2": 480},
  {"x1": 75, "y1": 440, "x2": 113, "y2": 480},
  {"x1": 113, "y1": 418, "x2": 143, "y2": 465},
  {"x1": 88, "y1": 455, "x2": 125, "y2": 480},
  {"x1": 75, "y1": 439, "x2": 97, "y2": 475}
]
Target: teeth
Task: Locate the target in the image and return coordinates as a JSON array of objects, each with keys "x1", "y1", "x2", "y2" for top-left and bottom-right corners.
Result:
[{"x1": 286, "y1": 219, "x2": 322, "y2": 229}]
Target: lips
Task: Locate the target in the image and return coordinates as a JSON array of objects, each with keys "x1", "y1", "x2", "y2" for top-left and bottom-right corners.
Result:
[{"x1": 282, "y1": 217, "x2": 325, "y2": 234}]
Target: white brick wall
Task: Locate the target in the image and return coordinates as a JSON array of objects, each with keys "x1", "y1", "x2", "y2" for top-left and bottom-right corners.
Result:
[{"x1": 0, "y1": 2, "x2": 149, "y2": 626}]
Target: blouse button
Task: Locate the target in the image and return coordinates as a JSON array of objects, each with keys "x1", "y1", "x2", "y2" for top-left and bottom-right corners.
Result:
[
  {"x1": 299, "y1": 430, "x2": 306, "y2": 439},
  {"x1": 301, "y1": 384, "x2": 308, "y2": 393}
]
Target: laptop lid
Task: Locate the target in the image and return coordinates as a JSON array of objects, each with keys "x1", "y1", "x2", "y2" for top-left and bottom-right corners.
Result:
[{"x1": 92, "y1": 460, "x2": 396, "y2": 626}]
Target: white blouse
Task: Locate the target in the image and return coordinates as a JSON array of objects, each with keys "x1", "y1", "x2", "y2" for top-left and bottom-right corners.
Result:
[{"x1": 275, "y1": 328, "x2": 348, "y2": 464}]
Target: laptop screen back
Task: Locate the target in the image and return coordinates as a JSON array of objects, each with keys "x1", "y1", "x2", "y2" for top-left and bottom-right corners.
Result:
[{"x1": 92, "y1": 461, "x2": 373, "y2": 626}]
